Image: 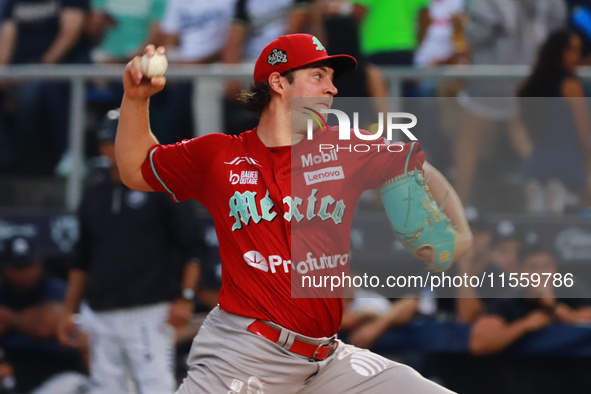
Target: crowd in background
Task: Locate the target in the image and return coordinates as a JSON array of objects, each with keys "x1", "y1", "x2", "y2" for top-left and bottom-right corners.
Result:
[
  {"x1": 1, "y1": 0, "x2": 591, "y2": 393},
  {"x1": 0, "y1": 0, "x2": 589, "y2": 213}
]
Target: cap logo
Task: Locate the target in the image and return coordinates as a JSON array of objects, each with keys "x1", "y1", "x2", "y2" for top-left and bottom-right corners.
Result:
[
  {"x1": 267, "y1": 49, "x2": 288, "y2": 66},
  {"x1": 312, "y1": 36, "x2": 325, "y2": 51}
]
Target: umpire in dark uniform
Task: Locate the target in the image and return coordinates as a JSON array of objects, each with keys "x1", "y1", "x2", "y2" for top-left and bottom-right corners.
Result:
[{"x1": 57, "y1": 109, "x2": 206, "y2": 394}]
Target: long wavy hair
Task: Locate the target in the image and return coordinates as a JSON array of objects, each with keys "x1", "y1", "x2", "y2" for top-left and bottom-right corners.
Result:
[
  {"x1": 237, "y1": 71, "x2": 295, "y2": 117},
  {"x1": 519, "y1": 29, "x2": 578, "y2": 97}
]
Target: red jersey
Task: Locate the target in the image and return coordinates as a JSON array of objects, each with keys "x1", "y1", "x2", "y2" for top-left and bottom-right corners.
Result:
[{"x1": 141, "y1": 127, "x2": 424, "y2": 337}]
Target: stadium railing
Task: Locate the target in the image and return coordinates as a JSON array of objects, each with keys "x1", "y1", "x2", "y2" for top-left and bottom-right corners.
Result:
[{"x1": 2, "y1": 64, "x2": 591, "y2": 210}]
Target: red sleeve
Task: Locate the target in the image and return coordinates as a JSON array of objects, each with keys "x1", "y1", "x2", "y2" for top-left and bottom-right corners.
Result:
[
  {"x1": 353, "y1": 137, "x2": 425, "y2": 190},
  {"x1": 141, "y1": 133, "x2": 232, "y2": 203}
]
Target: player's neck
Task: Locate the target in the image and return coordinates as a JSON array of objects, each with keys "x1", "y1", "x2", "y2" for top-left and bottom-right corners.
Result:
[{"x1": 257, "y1": 107, "x2": 293, "y2": 147}]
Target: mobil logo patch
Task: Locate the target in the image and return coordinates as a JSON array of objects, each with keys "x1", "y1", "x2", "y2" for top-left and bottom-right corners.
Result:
[
  {"x1": 304, "y1": 166, "x2": 345, "y2": 185},
  {"x1": 301, "y1": 149, "x2": 337, "y2": 168}
]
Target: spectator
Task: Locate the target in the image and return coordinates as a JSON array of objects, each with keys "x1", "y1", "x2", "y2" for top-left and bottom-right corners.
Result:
[
  {"x1": 347, "y1": 297, "x2": 419, "y2": 349},
  {"x1": 150, "y1": 0, "x2": 238, "y2": 143},
  {"x1": 340, "y1": 279, "x2": 392, "y2": 333},
  {"x1": 469, "y1": 243, "x2": 591, "y2": 356},
  {"x1": 223, "y1": 0, "x2": 314, "y2": 133},
  {"x1": 84, "y1": 0, "x2": 179, "y2": 149},
  {"x1": 0, "y1": 0, "x2": 89, "y2": 65},
  {"x1": 57, "y1": 109, "x2": 206, "y2": 394},
  {"x1": 414, "y1": 0, "x2": 468, "y2": 68},
  {"x1": 0, "y1": 0, "x2": 90, "y2": 175},
  {"x1": 160, "y1": 0, "x2": 237, "y2": 64},
  {"x1": 350, "y1": 0, "x2": 428, "y2": 67},
  {"x1": 87, "y1": 0, "x2": 165, "y2": 64},
  {"x1": 567, "y1": 0, "x2": 591, "y2": 62},
  {"x1": 453, "y1": 0, "x2": 566, "y2": 205},
  {"x1": 0, "y1": 236, "x2": 87, "y2": 393},
  {"x1": 84, "y1": 0, "x2": 168, "y2": 141},
  {"x1": 224, "y1": 0, "x2": 313, "y2": 64},
  {"x1": 454, "y1": 209, "x2": 494, "y2": 323},
  {"x1": 519, "y1": 28, "x2": 591, "y2": 214},
  {"x1": 455, "y1": 232, "x2": 523, "y2": 323},
  {"x1": 350, "y1": 0, "x2": 428, "y2": 98},
  {"x1": 409, "y1": 0, "x2": 469, "y2": 168},
  {"x1": 318, "y1": 0, "x2": 389, "y2": 146},
  {"x1": 320, "y1": 1, "x2": 388, "y2": 102}
]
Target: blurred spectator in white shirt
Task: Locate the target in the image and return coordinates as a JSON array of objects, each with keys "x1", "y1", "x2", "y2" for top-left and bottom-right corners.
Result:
[{"x1": 160, "y1": 0, "x2": 237, "y2": 64}]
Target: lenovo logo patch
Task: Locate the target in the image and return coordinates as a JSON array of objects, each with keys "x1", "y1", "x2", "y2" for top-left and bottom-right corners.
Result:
[{"x1": 303, "y1": 166, "x2": 345, "y2": 185}]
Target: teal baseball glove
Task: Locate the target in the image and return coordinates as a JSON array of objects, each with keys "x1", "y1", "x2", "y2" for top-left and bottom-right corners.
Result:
[{"x1": 378, "y1": 144, "x2": 456, "y2": 271}]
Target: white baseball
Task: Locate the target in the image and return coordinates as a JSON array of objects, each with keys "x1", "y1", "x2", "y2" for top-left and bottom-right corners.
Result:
[{"x1": 140, "y1": 53, "x2": 168, "y2": 78}]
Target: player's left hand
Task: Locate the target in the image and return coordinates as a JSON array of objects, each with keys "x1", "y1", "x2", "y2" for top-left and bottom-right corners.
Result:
[{"x1": 168, "y1": 298, "x2": 193, "y2": 328}]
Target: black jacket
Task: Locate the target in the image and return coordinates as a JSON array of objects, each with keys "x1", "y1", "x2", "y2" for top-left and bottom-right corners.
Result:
[{"x1": 73, "y1": 178, "x2": 204, "y2": 311}]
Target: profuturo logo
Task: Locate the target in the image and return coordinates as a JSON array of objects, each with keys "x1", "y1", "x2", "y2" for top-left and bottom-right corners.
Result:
[
  {"x1": 243, "y1": 251, "x2": 268, "y2": 272},
  {"x1": 243, "y1": 251, "x2": 292, "y2": 274}
]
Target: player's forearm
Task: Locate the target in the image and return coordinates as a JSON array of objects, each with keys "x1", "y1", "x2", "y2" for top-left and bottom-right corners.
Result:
[
  {"x1": 64, "y1": 269, "x2": 87, "y2": 315},
  {"x1": 116, "y1": 95, "x2": 159, "y2": 190},
  {"x1": 42, "y1": 9, "x2": 85, "y2": 64},
  {"x1": 423, "y1": 162, "x2": 472, "y2": 258},
  {"x1": 423, "y1": 162, "x2": 469, "y2": 234}
]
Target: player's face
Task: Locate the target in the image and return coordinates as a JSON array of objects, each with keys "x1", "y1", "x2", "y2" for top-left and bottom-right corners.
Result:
[
  {"x1": 283, "y1": 64, "x2": 337, "y2": 140},
  {"x1": 287, "y1": 66, "x2": 338, "y2": 104}
]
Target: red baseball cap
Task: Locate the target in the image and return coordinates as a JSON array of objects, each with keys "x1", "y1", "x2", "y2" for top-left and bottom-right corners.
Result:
[{"x1": 253, "y1": 34, "x2": 358, "y2": 83}]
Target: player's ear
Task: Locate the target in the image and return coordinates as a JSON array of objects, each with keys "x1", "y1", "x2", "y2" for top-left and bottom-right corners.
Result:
[{"x1": 268, "y1": 72, "x2": 286, "y2": 95}]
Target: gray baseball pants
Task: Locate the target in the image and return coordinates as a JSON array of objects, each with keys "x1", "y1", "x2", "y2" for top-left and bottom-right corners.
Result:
[
  {"x1": 175, "y1": 307, "x2": 454, "y2": 394},
  {"x1": 80, "y1": 303, "x2": 176, "y2": 394}
]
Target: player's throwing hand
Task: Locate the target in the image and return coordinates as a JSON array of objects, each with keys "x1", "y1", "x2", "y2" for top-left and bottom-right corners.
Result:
[{"x1": 123, "y1": 45, "x2": 167, "y2": 101}]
